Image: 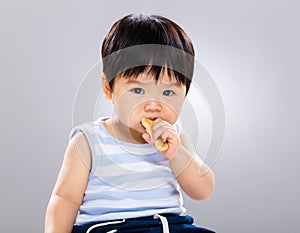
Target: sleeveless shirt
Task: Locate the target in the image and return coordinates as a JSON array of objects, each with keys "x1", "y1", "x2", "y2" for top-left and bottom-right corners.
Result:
[{"x1": 69, "y1": 117, "x2": 185, "y2": 225}]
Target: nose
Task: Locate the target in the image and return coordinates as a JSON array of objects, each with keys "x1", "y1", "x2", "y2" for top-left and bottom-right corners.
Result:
[{"x1": 144, "y1": 100, "x2": 162, "y2": 112}]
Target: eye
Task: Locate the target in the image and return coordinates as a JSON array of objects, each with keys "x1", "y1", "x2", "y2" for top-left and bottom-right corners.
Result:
[
  {"x1": 163, "y1": 90, "x2": 175, "y2": 96},
  {"x1": 130, "y1": 87, "x2": 145, "y2": 95}
]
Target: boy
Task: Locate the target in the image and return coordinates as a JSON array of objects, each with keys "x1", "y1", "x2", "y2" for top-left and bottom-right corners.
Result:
[{"x1": 45, "y1": 14, "x2": 215, "y2": 233}]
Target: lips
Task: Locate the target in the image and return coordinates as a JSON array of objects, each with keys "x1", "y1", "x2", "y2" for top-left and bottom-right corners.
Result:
[
  {"x1": 145, "y1": 117, "x2": 157, "y2": 121},
  {"x1": 140, "y1": 117, "x2": 158, "y2": 131}
]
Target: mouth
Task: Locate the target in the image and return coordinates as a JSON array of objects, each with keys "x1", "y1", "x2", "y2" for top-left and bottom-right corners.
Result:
[
  {"x1": 140, "y1": 117, "x2": 157, "y2": 131},
  {"x1": 140, "y1": 117, "x2": 157, "y2": 124},
  {"x1": 147, "y1": 117, "x2": 157, "y2": 121}
]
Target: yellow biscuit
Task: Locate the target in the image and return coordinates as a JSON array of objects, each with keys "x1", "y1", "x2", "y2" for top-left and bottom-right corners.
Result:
[{"x1": 142, "y1": 117, "x2": 169, "y2": 152}]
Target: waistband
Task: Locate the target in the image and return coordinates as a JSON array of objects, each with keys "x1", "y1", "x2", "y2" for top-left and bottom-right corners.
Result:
[
  {"x1": 72, "y1": 214, "x2": 215, "y2": 233},
  {"x1": 73, "y1": 214, "x2": 193, "y2": 233}
]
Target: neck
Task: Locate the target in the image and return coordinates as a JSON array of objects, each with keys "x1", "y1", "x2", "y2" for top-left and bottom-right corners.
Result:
[{"x1": 104, "y1": 118, "x2": 147, "y2": 144}]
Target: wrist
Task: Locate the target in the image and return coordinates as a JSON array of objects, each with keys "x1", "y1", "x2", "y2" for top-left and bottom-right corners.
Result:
[{"x1": 169, "y1": 145, "x2": 194, "y2": 176}]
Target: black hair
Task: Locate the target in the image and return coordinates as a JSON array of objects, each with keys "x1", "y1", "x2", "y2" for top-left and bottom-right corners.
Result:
[{"x1": 101, "y1": 14, "x2": 195, "y2": 95}]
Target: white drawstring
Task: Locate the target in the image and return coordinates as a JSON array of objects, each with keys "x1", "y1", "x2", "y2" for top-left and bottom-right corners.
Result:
[
  {"x1": 86, "y1": 215, "x2": 169, "y2": 233},
  {"x1": 106, "y1": 230, "x2": 117, "y2": 233},
  {"x1": 154, "y1": 214, "x2": 170, "y2": 233},
  {"x1": 86, "y1": 219, "x2": 125, "y2": 233}
]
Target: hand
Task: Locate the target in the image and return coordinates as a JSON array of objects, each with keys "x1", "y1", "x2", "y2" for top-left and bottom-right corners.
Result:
[{"x1": 142, "y1": 118, "x2": 180, "y2": 160}]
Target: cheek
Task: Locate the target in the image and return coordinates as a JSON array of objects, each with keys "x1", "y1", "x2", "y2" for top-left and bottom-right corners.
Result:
[
  {"x1": 164, "y1": 107, "x2": 180, "y2": 124},
  {"x1": 113, "y1": 97, "x2": 141, "y2": 124},
  {"x1": 163, "y1": 99, "x2": 185, "y2": 122},
  {"x1": 114, "y1": 99, "x2": 130, "y2": 117}
]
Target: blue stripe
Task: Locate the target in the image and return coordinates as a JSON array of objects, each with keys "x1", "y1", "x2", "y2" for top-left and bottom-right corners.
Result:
[
  {"x1": 93, "y1": 169, "x2": 175, "y2": 187},
  {"x1": 93, "y1": 135, "x2": 156, "y2": 153}
]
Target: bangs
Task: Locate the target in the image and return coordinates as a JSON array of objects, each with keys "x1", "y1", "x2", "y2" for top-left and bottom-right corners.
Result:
[{"x1": 120, "y1": 65, "x2": 188, "y2": 87}]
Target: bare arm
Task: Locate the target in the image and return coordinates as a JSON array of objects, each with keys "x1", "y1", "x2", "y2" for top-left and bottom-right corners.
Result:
[
  {"x1": 44, "y1": 132, "x2": 91, "y2": 233},
  {"x1": 142, "y1": 119, "x2": 215, "y2": 201},
  {"x1": 169, "y1": 130, "x2": 215, "y2": 200}
]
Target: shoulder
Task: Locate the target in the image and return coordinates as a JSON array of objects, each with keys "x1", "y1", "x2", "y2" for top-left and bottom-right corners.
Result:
[
  {"x1": 51, "y1": 131, "x2": 92, "y2": 205},
  {"x1": 68, "y1": 131, "x2": 92, "y2": 171}
]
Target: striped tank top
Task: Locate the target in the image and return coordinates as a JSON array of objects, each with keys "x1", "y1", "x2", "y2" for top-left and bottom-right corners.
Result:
[{"x1": 69, "y1": 117, "x2": 185, "y2": 225}]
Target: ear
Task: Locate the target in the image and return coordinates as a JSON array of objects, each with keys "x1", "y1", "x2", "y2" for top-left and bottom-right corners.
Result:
[{"x1": 101, "y1": 74, "x2": 112, "y2": 100}]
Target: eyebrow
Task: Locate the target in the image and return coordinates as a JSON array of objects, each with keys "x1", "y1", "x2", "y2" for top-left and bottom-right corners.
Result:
[
  {"x1": 125, "y1": 79, "x2": 182, "y2": 87},
  {"x1": 125, "y1": 79, "x2": 142, "y2": 84}
]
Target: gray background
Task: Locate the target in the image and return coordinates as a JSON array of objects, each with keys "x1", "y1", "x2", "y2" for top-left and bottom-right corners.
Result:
[{"x1": 1, "y1": 0, "x2": 299, "y2": 232}]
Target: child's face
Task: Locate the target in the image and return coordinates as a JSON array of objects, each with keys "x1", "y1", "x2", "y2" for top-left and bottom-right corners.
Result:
[{"x1": 104, "y1": 71, "x2": 186, "y2": 134}]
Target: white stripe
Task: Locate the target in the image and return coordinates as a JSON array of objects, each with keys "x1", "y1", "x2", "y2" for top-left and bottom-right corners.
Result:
[
  {"x1": 85, "y1": 182, "x2": 176, "y2": 195},
  {"x1": 81, "y1": 196, "x2": 180, "y2": 209},
  {"x1": 115, "y1": 177, "x2": 175, "y2": 190},
  {"x1": 94, "y1": 143, "x2": 156, "y2": 156},
  {"x1": 94, "y1": 161, "x2": 170, "y2": 176}
]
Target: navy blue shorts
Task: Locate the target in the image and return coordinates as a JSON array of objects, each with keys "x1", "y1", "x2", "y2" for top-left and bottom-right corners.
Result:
[{"x1": 72, "y1": 214, "x2": 215, "y2": 233}]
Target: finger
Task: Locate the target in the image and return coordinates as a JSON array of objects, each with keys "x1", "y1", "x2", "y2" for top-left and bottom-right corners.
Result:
[
  {"x1": 153, "y1": 125, "x2": 177, "y2": 142},
  {"x1": 142, "y1": 133, "x2": 152, "y2": 143},
  {"x1": 151, "y1": 125, "x2": 167, "y2": 142},
  {"x1": 161, "y1": 128, "x2": 178, "y2": 142},
  {"x1": 151, "y1": 119, "x2": 171, "y2": 132}
]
